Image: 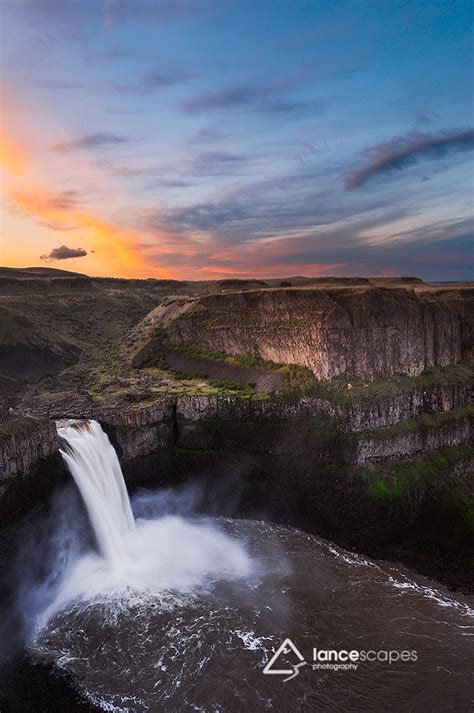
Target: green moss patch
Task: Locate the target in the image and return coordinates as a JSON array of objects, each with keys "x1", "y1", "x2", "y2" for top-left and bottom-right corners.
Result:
[{"x1": 361, "y1": 444, "x2": 474, "y2": 502}]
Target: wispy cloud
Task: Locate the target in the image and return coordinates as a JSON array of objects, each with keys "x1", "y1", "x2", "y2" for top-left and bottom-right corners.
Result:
[
  {"x1": 189, "y1": 150, "x2": 248, "y2": 176},
  {"x1": 158, "y1": 200, "x2": 249, "y2": 232},
  {"x1": 346, "y1": 128, "x2": 474, "y2": 189},
  {"x1": 51, "y1": 132, "x2": 129, "y2": 153},
  {"x1": 40, "y1": 244, "x2": 87, "y2": 261},
  {"x1": 188, "y1": 127, "x2": 228, "y2": 145},
  {"x1": 183, "y1": 83, "x2": 265, "y2": 113},
  {"x1": 115, "y1": 69, "x2": 195, "y2": 93},
  {"x1": 146, "y1": 210, "x2": 473, "y2": 280},
  {"x1": 182, "y1": 77, "x2": 318, "y2": 116}
]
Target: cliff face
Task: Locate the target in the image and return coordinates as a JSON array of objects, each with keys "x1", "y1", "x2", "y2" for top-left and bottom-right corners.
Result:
[
  {"x1": 1, "y1": 275, "x2": 472, "y2": 591},
  {"x1": 356, "y1": 410, "x2": 473, "y2": 464},
  {"x1": 347, "y1": 380, "x2": 472, "y2": 430},
  {"x1": 147, "y1": 287, "x2": 473, "y2": 381},
  {"x1": 0, "y1": 417, "x2": 64, "y2": 525},
  {"x1": 0, "y1": 418, "x2": 59, "y2": 482},
  {"x1": 1, "y1": 389, "x2": 472, "y2": 590}
]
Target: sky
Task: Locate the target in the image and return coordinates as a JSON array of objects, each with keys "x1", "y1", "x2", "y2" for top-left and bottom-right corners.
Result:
[{"x1": 0, "y1": 0, "x2": 473, "y2": 280}]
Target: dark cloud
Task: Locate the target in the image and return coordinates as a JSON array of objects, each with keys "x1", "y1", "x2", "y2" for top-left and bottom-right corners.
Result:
[
  {"x1": 40, "y1": 244, "x2": 88, "y2": 261},
  {"x1": 346, "y1": 128, "x2": 474, "y2": 189},
  {"x1": 51, "y1": 132, "x2": 129, "y2": 152}
]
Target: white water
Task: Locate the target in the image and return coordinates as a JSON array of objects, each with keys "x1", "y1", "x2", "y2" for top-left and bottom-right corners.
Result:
[
  {"x1": 58, "y1": 421, "x2": 135, "y2": 565},
  {"x1": 42, "y1": 420, "x2": 253, "y2": 623}
]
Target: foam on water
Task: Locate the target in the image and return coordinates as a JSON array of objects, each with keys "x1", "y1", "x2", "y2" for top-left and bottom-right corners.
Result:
[
  {"x1": 43, "y1": 421, "x2": 253, "y2": 626},
  {"x1": 23, "y1": 420, "x2": 474, "y2": 712}
]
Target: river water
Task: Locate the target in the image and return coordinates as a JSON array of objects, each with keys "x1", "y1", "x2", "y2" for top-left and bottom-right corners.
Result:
[{"x1": 25, "y1": 421, "x2": 474, "y2": 712}]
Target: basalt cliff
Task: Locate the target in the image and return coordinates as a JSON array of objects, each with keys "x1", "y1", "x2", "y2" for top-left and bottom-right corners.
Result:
[
  {"x1": 139, "y1": 286, "x2": 473, "y2": 380},
  {"x1": 0, "y1": 271, "x2": 473, "y2": 590}
]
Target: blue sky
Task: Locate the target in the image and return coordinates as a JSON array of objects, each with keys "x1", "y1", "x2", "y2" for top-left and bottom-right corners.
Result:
[{"x1": 0, "y1": 0, "x2": 473, "y2": 279}]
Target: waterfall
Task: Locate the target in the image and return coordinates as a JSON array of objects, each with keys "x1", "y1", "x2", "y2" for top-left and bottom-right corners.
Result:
[
  {"x1": 38, "y1": 418, "x2": 253, "y2": 622},
  {"x1": 57, "y1": 420, "x2": 135, "y2": 566}
]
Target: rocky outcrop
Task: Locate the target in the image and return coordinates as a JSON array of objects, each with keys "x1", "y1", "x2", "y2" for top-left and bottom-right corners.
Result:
[
  {"x1": 0, "y1": 418, "x2": 59, "y2": 482},
  {"x1": 9, "y1": 368, "x2": 473, "y2": 466},
  {"x1": 0, "y1": 417, "x2": 64, "y2": 525},
  {"x1": 356, "y1": 409, "x2": 473, "y2": 464},
  {"x1": 142, "y1": 287, "x2": 473, "y2": 381},
  {"x1": 347, "y1": 379, "x2": 473, "y2": 430}
]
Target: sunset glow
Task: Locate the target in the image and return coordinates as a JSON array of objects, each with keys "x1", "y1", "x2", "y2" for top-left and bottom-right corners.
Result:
[{"x1": 0, "y1": 1, "x2": 472, "y2": 280}]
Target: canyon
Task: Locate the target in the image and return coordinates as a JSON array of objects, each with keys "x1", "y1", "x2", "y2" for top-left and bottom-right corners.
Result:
[{"x1": 0, "y1": 269, "x2": 472, "y2": 592}]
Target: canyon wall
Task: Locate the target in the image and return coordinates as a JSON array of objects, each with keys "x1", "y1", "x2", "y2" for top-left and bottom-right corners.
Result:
[
  {"x1": 146, "y1": 287, "x2": 473, "y2": 380},
  {"x1": 0, "y1": 418, "x2": 59, "y2": 481},
  {"x1": 1, "y1": 281, "x2": 472, "y2": 590},
  {"x1": 0, "y1": 417, "x2": 64, "y2": 524},
  {"x1": 1, "y1": 387, "x2": 472, "y2": 588}
]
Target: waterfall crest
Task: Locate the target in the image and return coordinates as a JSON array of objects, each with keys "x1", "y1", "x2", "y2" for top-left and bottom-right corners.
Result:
[{"x1": 57, "y1": 420, "x2": 135, "y2": 565}]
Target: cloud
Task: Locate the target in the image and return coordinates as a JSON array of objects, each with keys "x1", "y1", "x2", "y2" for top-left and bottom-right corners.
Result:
[
  {"x1": 346, "y1": 128, "x2": 474, "y2": 189},
  {"x1": 51, "y1": 132, "x2": 129, "y2": 152},
  {"x1": 40, "y1": 244, "x2": 88, "y2": 261},
  {"x1": 154, "y1": 178, "x2": 195, "y2": 188},
  {"x1": 188, "y1": 127, "x2": 228, "y2": 145},
  {"x1": 146, "y1": 208, "x2": 473, "y2": 281},
  {"x1": 183, "y1": 84, "x2": 264, "y2": 112},
  {"x1": 41, "y1": 189, "x2": 83, "y2": 210},
  {"x1": 189, "y1": 150, "x2": 248, "y2": 176},
  {"x1": 115, "y1": 70, "x2": 195, "y2": 93},
  {"x1": 11, "y1": 188, "x2": 83, "y2": 219},
  {"x1": 9, "y1": 184, "x2": 162, "y2": 277},
  {"x1": 181, "y1": 78, "x2": 318, "y2": 116},
  {"x1": 159, "y1": 200, "x2": 249, "y2": 232}
]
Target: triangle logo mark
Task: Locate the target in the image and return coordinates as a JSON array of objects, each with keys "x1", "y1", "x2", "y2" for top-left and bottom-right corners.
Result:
[{"x1": 263, "y1": 638, "x2": 306, "y2": 676}]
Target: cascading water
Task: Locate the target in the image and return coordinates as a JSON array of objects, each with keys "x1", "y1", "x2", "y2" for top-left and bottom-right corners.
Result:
[
  {"x1": 24, "y1": 420, "x2": 474, "y2": 713},
  {"x1": 58, "y1": 421, "x2": 135, "y2": 565},
  {"x1": 37, "y1": 419, "x2": 253, "y2": 623}
]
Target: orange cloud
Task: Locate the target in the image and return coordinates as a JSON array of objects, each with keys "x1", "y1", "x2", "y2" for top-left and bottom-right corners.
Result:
[
  {"x1": 8, "y1": 184, "x2": 170, "y2": 278},
  {"x1": 0, "y1": 86, "x2": 345, "y2": 280},
  {"x1": 0, "y1": 86, "x2": 172, "y2": 278}
]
